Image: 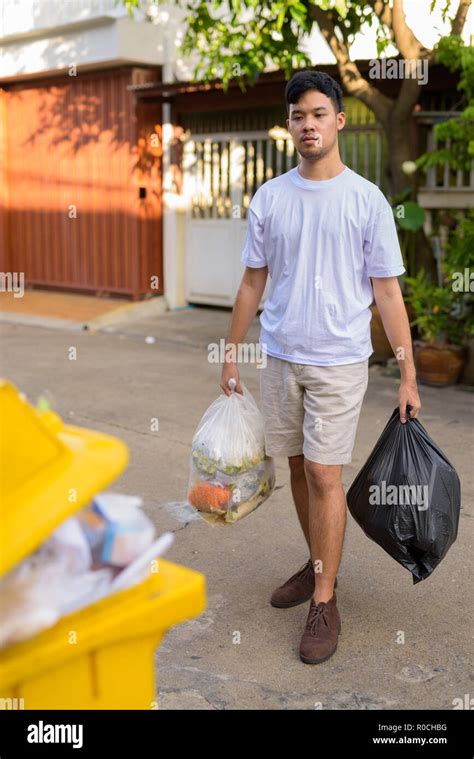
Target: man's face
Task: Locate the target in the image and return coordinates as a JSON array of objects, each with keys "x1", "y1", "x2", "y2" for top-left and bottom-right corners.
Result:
[{"x1": 286, "y1": 89, "x2": 345, "y2": 161}]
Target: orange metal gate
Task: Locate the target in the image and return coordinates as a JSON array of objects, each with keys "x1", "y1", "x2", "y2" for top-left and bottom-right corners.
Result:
[{"x1": 1, "y1": 67, "x2": 163, "y2": 300}]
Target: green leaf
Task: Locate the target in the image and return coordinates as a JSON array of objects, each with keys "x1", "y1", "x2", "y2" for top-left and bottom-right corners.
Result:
[
  {"x1": 395, "y1": 202, "x2": 426, "y2": 232},
  {"x1": 289, "y1": 6, "x2": 305, "y2": 25},
  {"x1": 391, "y1": 186, "x2": 413, "y2": 205},
  {"x1": 334, "y1": 0, "x2": 348, "y2": 19},
  {"x1": 276, "y1": 7, "x2": 286, "y2": 31}
]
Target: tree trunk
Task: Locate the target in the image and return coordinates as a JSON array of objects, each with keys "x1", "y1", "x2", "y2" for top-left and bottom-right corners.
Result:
[
  {"x1": 384, "y1": 112, "x2": 437, "y2": 280},
  {"x1": 385, "y1": 113, "x2": 416, "y2": 196}
]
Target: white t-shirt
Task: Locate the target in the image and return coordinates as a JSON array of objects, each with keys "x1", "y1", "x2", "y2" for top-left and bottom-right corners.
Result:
[{"x1": 240, "y1": 165, "x2": 405, "y2": 366}]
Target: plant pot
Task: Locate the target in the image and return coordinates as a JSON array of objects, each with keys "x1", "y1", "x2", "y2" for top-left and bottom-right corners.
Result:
[
  {"x1": 370, "y1": 305, "x2": 392, "y2": 363},
  {"x1": 413, "y1": 341, "x2": 465, "y2": 386}
]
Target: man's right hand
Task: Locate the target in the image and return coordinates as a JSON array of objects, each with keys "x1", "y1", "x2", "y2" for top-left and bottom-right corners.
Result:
[{"x1": 220, "y1": 361, "x2": 243, "y2": 396}]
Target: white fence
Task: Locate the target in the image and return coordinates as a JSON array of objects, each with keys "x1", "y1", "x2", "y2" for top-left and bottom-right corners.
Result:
[
  {"x1": 182, "y1": 124, "x2": 473, "y2": 304},
  {"x1": 183, "y1": 127, "x2": 386, "y2": 220},
  {"x1": 183, "y1": 121, "x2": 474, "y2": 220}
]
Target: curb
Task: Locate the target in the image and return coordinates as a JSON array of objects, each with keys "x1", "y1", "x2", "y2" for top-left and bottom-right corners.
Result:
[
  {"x1": 84, "y1": 296, "x2": 168, "y2": 332},
  {"x1": 0, "y1": 296, "x2": 169, "y2": 333}
]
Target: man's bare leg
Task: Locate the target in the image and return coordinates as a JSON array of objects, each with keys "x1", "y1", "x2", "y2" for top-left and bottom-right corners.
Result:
[
  {"x1": 303, "y1": 460, "x2": 346, "y2": 604},
  {"x1": 288, "y1": 454, "x2": 311, "y2": 552}
]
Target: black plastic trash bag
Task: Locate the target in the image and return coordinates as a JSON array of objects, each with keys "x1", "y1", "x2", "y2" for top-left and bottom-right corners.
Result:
[{"x1": 347, "y1": 408, "x2": 461, "y2": 584}]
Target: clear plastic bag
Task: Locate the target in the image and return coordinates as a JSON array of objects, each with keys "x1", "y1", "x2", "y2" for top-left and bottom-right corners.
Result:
[
  {"x1": 187, "y1": 383, "x2": 275, "y2": 525},
  {"x1": 79, "y1": 493, "x2": 155, "y2": 567},
  {"x1": 0, "y1": 493, "x2": 163, "y2": 649},
  {"x1": 0, "y1": 547, "x2": 114, "y2": 649}
]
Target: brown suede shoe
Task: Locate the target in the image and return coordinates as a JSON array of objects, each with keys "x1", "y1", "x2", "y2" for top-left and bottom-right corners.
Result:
[
  {"x1": 270, "y1": 559, "x2": 338, "y2": 609},
  {"x1": 299, "y1": 593, "x2": 341, "y2": 664}
]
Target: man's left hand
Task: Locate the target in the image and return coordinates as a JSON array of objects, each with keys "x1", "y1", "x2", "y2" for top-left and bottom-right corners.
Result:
[{"x1": 399, "y1": 381, "x2": 421, "y2": 423}]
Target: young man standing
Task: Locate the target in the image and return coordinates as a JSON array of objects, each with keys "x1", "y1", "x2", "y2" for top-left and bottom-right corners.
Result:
[{"x1": 220, "y1": 70, "x2": 421, "y2": 664}]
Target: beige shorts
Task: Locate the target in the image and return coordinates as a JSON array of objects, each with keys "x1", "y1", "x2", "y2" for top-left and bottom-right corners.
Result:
[{"x1": 259, "y1": 355, "x2": 369, "y2": 465}]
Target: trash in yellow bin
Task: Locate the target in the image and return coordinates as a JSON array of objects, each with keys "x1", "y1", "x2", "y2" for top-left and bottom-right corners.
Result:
[{"x1": 0, "y1": 380, "x2": 206, "y2": 709}]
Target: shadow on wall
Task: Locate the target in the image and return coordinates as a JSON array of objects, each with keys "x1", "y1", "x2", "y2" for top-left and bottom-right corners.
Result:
[
  {"x1": 21, "y1": 73, "x2": 129, "y2": 155},
  {"x1": 3, "y1": 69, "x2": 163, "y2": 297}
]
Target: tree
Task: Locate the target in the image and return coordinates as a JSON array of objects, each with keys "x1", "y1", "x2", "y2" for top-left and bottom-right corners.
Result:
[
  {"x1": 418, "y1": 33, "x2": 474, "y2": 173},
  {"x1": 125, "y1": 0, "x2": 472, "y2": 197}
]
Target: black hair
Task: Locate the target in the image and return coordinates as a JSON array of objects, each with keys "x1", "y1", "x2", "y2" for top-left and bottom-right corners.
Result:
[{"x1": 285, "y1": 70, "x2": 344, "y2": 114}]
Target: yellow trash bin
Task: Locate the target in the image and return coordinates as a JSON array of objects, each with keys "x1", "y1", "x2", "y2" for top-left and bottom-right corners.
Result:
[{"x1": 0, "y1": 380, "x2": 206, "y2": 709}]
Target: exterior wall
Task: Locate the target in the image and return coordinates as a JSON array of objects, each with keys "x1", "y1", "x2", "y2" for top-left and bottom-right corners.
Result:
[
  {"x1": 3, "y1": 67, "x2": 162, "y2": 298},
  {"x1": 135, "y1": 98, "x2": 163, "y2": 298},
  {"x1": 0, "y1": 0, "x2": 167, "y2": 83},
  {"x1": 0, "y1": 88, "x2": 9, "y2": 273},
  {"x1": 0, "y1": 0, "x2": 125, "y2": 36},
  {"x1": 0, "y1": 17, "x2": 166, "y2": 82}
]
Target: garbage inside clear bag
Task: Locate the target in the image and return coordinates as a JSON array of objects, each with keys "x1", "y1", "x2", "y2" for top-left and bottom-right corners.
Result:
[
  {"x1": 0, "y1": 550, "x2": 66, "y2": 649},
  {"x1": 0, "y1": 493, "x2": 173, "y2": 650},
  {"x1": 0, "y1": 545, "x2": 114, "y2": 650},
  {"x1": 347, "y1": 408, "x2": 461, "y2": 584},
  {"x1": 187, "y1": 382, "x2": 275, "y2": 525},
  {"x1": 79, "y1": 492, "x2": 156, "y2": 567}
]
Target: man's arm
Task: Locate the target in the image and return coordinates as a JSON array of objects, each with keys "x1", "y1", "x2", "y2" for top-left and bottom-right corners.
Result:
[
  {"x1": 372, "y1": 276, "x2": 421, "y2": 423},
  {"x1": 220, "y1": 265, "x2": 268, "y2": 396}
]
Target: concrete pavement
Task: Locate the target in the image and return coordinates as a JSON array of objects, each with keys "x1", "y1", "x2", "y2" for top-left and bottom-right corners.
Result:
[{"x1": 1, "y1": 306, "x2": 472, "y2": 710}]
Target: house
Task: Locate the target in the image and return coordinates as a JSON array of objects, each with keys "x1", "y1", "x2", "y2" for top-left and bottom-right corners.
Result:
[
  {"x1": 1, "y1": 1, "x2": 471, "y2": 309},
  {"x1": 133, "y1": 62, "x2": 471, "y2": 307},
  {"x1": 0, "y1": 0, "x2": 166, "y2": 301}
]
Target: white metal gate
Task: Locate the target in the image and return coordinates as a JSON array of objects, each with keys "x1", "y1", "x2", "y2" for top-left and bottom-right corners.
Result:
[
  {"x1": 182, "y1": 119, "x2": 473, "y2": 306},
  {"x1": 183, "y1": 130, "x2": 293, "y2": 306},
  {"x1": 183, "y1": 126, "x2": 387, "y2": 306}
]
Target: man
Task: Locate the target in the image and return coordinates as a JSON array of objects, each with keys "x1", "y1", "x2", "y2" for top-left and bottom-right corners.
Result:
[{"x1": 220, "y1": 70, "x2": 421, "y2": 665}]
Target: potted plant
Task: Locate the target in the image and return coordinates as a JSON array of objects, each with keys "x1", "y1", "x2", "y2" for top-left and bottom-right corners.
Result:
[
  {"x1": 407, "y1": 35, "x2": 474, "y2": 385},
  {"x1": 404, "y1": 269, "x2": 467, "y2": 386},
  {"x1": 443, "y1": 210, "x2": 474, "y2": 384}
]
